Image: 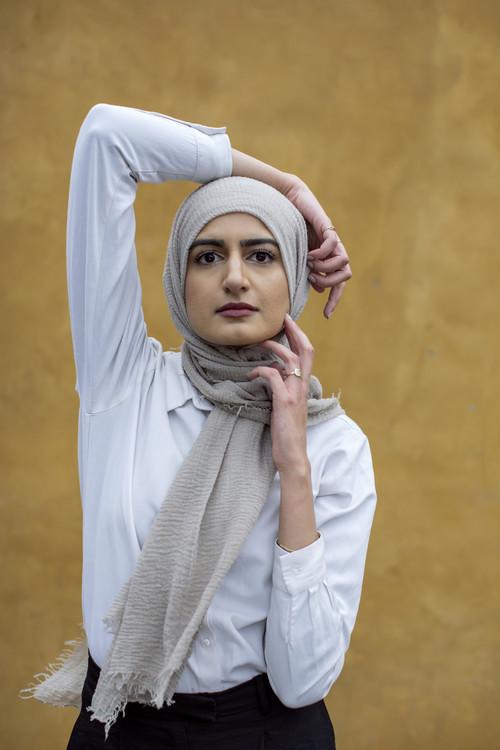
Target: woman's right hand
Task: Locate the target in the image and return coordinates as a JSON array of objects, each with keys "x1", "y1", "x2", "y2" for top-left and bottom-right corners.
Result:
[{"x1": 281, "y1": 175, "x2": 352, "y2": 319}]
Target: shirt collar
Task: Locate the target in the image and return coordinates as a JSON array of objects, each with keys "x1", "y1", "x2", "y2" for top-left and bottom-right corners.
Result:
[{"x1": 165, "y1": 351, "x2": 213, "y2": 413}]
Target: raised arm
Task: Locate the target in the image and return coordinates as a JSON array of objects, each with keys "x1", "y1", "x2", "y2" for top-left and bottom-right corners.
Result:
[{"x1": 66, "y1": 102, "x2": 232, "y2": 414}]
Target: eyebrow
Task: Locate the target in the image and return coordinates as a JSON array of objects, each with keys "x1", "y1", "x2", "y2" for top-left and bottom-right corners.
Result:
[{"x1": 188, "y1": 237, "x2": 280, "y2": 251}]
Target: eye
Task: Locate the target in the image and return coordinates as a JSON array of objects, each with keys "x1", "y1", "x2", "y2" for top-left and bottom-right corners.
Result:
[
  {"x1": 250, "y1": 250, "x2": 276, "y2": 263},
  {"x1": 194, "y1": 249, "x2": 276, "y2": 264},
  {"x1": 194, "y1": 250, "x2": 221, "y2": 264}
]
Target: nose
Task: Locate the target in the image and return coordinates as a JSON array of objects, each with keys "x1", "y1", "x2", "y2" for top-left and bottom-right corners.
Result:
[{"x1": 222, "y1": 253, "x2": 250, "y2": 293}]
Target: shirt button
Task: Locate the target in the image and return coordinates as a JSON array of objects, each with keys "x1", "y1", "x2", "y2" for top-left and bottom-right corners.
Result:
[{"x1": 201, "y1": 638, "x2": 211, "y2": 647}]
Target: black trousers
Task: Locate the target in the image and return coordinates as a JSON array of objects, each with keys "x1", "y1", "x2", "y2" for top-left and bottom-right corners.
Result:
[{"x1": 66, "y1": 649, "x2": 336, "y2": 749}]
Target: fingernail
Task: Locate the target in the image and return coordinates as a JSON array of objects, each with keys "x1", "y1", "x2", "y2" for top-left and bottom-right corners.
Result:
[{"x1": 308, "y1": 274, "x2": 315, "y2": 283}]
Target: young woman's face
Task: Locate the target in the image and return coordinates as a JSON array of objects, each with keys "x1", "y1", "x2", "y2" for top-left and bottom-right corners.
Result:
[{"x1": 184, "y1": 212, "x2": 290, "y2": 347}]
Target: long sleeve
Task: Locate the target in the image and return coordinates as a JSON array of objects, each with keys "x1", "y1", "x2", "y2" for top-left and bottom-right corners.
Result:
[
  {"x1": 66, "y1": 102, "x2": 232, "y2": 415},
  {"x1": 264, "y1": 424, "x2": 377, "y2": 708}
]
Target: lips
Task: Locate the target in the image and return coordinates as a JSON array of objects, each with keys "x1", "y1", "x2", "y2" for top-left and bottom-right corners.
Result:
[{"x1": 216, "y1": 303, "x2": 258, "y2": 312}]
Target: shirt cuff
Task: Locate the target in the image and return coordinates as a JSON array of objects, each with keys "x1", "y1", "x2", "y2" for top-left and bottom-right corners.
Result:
[
  {"x1": 273, "y1": 531, "x2": 327, "y2": 595},
  {"x1": 192, "y1": 127, "x2": 232, "y2": 183}
]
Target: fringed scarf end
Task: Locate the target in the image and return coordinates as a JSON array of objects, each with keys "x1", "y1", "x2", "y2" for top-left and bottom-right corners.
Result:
[
  {"x1": 88, "y1": 658, "x2": 185, "y2": 740},
  {"x1": 18, "y1": 629, "x2": 88, "y2": 709}
]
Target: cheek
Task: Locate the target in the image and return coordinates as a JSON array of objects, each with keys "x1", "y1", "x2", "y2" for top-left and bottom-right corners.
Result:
[
  {"x1": 184, "y1": 275, "x2": 198, "y2": 321},
  {"x1": 185, "y1": 274, "x2": 212, "y2": 320},
  {"x1": 265, "y1": 270, "x2": 290, "y2": 309},
  {"x1": 185, "y1": 269, "x2": 199, "y2": 302}
]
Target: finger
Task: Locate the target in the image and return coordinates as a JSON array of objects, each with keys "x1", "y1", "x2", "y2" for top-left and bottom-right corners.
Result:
[
  {"x1": 322, "y1": 224, "x2": 340, "y2": 239},
  {"x1": 308, "y1": 235, "x2": 347, "y2": 261},
  {"x1": 307, "y1": 230, "x2": 340, "y2": 254},
  {"x1": 260, "y1": 319, "x2": 314, "y2": 384},
  {"x1": 308, "y1": 253, "x2": 350, "y2": 274},
  {"x1": 259, "y1": 338, "x2": 301, "y2": 368},
  {"x1": 308, "y1": 274, "x2": 326, "y2": 293},
  {"x1": 256, "y1": 360, "x2": 311, "y2": 389},
  {"x1": 283, "y1": 314, "x2": 314, "y2": 352},
  {"x1": 307, "y1": 270, "x2": 326, "y2": 292},
  {"x1": 268, "y1": 361, "x2": 288, "y2": 380},
  {"x1": 324, "y1": 282, "x2": 346, "y2": 318},
  {"x1": 309, "y1": 265, "x2": 352, "y2": 290},
  {"x1": 319, "y1": 226, "x2": 341, "y2": 246},
  {"x1": 283, "y1": 315, "x2": 315, "y2": 382},
  {"x1": 247, "y1": 365, "x2": 288, "y2": 399},
  {"x1": 251, "y1": 360, "x2": 289, "y2": 380}
]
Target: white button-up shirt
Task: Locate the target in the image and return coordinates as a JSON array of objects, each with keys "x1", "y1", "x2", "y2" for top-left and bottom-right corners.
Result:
[{"x1": 66, "y1": 103, "x2": 377, "y2": 709}]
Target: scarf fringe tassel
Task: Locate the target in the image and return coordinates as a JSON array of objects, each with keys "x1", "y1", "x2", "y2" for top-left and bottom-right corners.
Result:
[
  {"x1": 18, "y1": 630, "x2": 88, "y2": 709},
  {"x1": 88, "y1": 661, "x2": 184, "y2": 741}
]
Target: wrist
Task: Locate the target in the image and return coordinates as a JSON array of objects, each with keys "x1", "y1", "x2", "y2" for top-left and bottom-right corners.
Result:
[
  {"x1": 278, "y1": 172, "x2": 305, "y2": 194},
  {"x1": 230, "y1": 148, "x2": 294, "y2": 194},
  {"x1": 278, "y1": 178, "x2": 332, "y2": 240},
  {"x1": 277, "y1": 457, "x2": 311, "y2": 483}
]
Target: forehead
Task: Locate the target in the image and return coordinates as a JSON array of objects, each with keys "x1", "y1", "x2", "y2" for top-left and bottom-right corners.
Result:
[{"x1": 195, "y1": 212, "x2": 274, "y2": 238}]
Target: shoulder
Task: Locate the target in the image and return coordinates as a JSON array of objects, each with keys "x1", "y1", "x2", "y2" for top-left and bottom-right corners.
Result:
[
  {"x1": 308, "y1": 413, "x2": 371, "y2": 474},
  {"x1": 163, "y1": 348, "x2": 183, "y2": 373},
  {"x1": 161, "y1": 349, "x2": 198, "y2": 410},
  {"x1": 310, "y1": 410, "x2": 370, "y2": 450},
  {"x1": 310, "y1": 410, "x2": 375, "y2": 492}
]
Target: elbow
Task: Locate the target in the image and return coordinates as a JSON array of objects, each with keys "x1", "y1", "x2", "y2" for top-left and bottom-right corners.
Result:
[
  {"x1": 86, "y1": 102, "x2": 113, "y2": 122},
  {"x1": 267, "y1": 652, "x2": 346, "y2": 709},
  {"x1": 79, "y1": 103, "x2": 117, "y2": 142},
  {"x1": 275, "y1": 690, "x2": 322, "y2": 710}
]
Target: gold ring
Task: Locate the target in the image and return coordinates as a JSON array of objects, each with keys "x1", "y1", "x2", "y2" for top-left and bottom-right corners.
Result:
[{"x1": 284, "y1": 367, "x2": 302, "y2": 378}]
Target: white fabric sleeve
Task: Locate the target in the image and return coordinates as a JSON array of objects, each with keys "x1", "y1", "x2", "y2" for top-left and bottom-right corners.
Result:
[
  {"x1": 264, "y1": 427, "x2": 377, "y2": 708},
  {"x1": 66, "y1": 102, "x2": 232, "y2": 415}
]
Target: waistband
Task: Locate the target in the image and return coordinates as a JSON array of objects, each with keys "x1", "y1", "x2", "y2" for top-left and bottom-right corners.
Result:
[{"x1": 82, "y1": 649, "x2": 280, "y2": 722}]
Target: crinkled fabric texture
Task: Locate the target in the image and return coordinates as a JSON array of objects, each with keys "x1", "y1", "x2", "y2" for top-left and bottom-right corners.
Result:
[{"x1": 19, "y1": 176, "x2": 344, "y2": 740}]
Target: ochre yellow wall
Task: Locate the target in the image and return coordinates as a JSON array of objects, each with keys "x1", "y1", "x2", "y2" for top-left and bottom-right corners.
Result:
[{"x1": 2, "y1": 1, "x2": 498, "y2": 747}]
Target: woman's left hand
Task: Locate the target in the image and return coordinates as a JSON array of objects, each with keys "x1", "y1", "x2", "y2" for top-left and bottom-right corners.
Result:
[{"x1": 247, "y1": 313, "x2": 313, "y2": 473}]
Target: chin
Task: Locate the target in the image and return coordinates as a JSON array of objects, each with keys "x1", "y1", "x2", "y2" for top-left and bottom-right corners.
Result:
[
  {"x1": 204, "y1": 330, "x2": 262, "y2": 348},
  {"x1": 218, "y1": 336, "x2": 260, "y2": 348},
  {"x1": 197, "y1": 318, "x2": 284, "y2": 347}
]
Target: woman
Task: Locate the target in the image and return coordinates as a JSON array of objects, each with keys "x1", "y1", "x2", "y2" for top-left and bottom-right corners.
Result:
[{"x1": 20, "y1": 103, "x2": 377, "y2": 749}]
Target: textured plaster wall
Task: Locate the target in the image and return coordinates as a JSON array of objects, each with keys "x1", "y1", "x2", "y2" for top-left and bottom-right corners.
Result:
[{"x1": 1, "y1": 1, "x2": 499, "y2": 748}]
